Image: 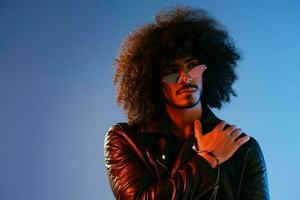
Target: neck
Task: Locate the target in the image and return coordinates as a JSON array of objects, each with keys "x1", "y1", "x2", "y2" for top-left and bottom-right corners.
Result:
[{"x1": 164, "y1": 100, "x2": 203, "y2": 138}]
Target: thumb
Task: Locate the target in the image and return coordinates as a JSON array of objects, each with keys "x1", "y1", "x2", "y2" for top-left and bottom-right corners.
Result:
[{"x1": 194, "y1": 119, "x2": 203, "y2": 141}]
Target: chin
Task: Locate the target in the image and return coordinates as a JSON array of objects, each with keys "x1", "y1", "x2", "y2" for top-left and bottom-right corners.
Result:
[
  {"x1": 176, "y1": 98, "x2": 200, "y2": 107},
  {"x1": 165, "y1": 93, "x2": 201, "y2": 109},
  {"x1": 180, "y1": 95, "x2": 199, "y2": 103},
  {"x1": 180, "y1": 101, "x2": 198, "y2": 107}
]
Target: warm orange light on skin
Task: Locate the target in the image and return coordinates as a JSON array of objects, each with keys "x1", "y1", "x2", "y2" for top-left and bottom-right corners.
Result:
[
  {"x1": 162, "y1": 79, "x2": 203, "y2": 107},
  {"x1": 161, "y1": 55, "x2": 206, "y2": 138}
]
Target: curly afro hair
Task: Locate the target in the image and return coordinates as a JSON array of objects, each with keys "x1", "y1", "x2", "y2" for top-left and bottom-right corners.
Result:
[{"x1": 113, "y1": 5, "x2": 241, "y2": 127}]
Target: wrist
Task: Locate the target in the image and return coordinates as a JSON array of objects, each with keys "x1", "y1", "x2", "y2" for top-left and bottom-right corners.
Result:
[
  {"x1": 199, "y1": 152, "x2": 218, "y2": 169},
  {"x1": 192, "y1": 143, "x2": 219, "y2": 168}
]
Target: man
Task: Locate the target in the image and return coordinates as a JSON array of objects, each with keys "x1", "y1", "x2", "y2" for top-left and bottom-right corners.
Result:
[{"x1": 105, "y1": 5, "x2": 269, "y2": 200}]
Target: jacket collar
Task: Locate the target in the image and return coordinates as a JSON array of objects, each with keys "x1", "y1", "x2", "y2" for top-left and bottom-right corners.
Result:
[
  {"x1": 200, "y1": 103, "x2": 222, "y2": 134},
  {"x1": 139, "y1": 103, "x2": 221, "y2": 135},
  {"x1": 138, "y1": 103, "x2": 221, "y2": 174}
]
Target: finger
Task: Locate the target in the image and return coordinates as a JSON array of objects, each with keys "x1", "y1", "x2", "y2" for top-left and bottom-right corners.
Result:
[
  {"x1": 216, "y1": 120, "x2": 226, "y2": 131},
  {"x1": 194, "y1": 120, "x2": 203, "y2": 140},
  {"x1": 225, "y1": 125, "x2": 238, "y2": 135},
  {"x1": 235, "y1": 135, "x2": 250, "y2": 147},
  {"x1": 230, "y1": 128, "x2": 242, "y2": 141}
]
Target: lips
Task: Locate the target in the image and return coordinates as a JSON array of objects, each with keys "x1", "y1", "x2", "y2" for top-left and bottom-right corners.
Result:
[{"x1": 178, "y1": 87, "x2": 197, "y2": 94}]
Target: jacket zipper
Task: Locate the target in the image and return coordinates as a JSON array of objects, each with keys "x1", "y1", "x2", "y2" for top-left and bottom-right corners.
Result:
[{"x1": 156, "y1": 158, "x2": 170, "y2": 175}]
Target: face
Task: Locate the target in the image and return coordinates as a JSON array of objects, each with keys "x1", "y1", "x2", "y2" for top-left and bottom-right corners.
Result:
[{"x1": 161, "y1": 55, "x2": 207, "y2": 109}]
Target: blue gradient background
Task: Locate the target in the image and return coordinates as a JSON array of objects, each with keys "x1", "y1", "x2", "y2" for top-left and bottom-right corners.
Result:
[{"x1": 1, "y1": 0, "x2": 299, "y2": 199}]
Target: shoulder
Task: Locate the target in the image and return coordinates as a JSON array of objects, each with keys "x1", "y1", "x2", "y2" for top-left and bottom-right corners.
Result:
[
  {"x1": 222, "y1": 121, "x2": 262, "y2": 151},
  {"x1": 104, "y1": 122, "x2": 139, "y2": 149},
  {"x1": 222, "y1": 121, "x2": 265, "y2": 157},
  {"x1": 245, "y1": 136, "x2": 265, "y2": 160},
  {"x1": 243, "y1": 136, "x2": 261, "y2": 155},
  {"x1": 104, "y1": 123, "x2": 121, "y2": 144},
  {"x1": 105, "y1": 122, "x2": 133, "y2": 138},
  {"x1": 235, "y1": 134, "x2": 266, "y2": 166}
]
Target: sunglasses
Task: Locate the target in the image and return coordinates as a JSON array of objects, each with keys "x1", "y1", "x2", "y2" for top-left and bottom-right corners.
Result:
[{"x1": 162, "y1": 64, "x2": 207, "y2": 84}]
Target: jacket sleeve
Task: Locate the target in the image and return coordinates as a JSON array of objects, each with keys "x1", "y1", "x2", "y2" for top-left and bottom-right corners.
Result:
[
  {"x1": 104, "y1": 126, "x2": 219, "y2": 200},
  {"x1": 240, "y1": 137, "x2": 270, "y2": 200}
]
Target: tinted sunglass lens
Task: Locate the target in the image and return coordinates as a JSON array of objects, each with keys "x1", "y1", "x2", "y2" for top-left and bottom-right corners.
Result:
[
  {"x1": 188, "y1": 65, "x2": 206, "y2": 77},
  {"x1": 163, "y1": 73, "x2": 179, "y2": 84},
  {"x1": 162, "y1": 65, "x2": 206, "y2": 84}
]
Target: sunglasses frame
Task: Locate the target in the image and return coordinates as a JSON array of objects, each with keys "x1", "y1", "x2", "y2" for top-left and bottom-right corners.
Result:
[{"x1": 162, "y1": 64, "x2": 207, "y2": 84}]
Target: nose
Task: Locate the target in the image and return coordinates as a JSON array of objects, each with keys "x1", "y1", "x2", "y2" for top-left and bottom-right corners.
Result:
[{"x1": 181, "y1": 74, "x2": 192, "y2": 84}]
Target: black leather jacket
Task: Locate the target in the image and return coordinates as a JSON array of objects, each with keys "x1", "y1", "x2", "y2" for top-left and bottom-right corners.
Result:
[{"x1": 104, "y1": 105, "x2": 270, "y2": 199}]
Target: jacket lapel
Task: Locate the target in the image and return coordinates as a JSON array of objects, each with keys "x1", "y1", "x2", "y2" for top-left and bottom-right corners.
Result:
[{"x1": 156, "y1": 104, "x2": 222, "y2": 175}]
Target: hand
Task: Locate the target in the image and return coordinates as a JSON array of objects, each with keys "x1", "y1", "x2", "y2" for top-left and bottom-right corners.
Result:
[{"x1": 194, "y1": 120, "x2": 250, "y2": 167}]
